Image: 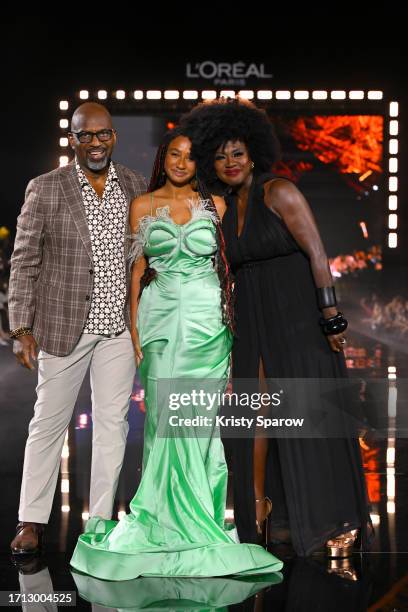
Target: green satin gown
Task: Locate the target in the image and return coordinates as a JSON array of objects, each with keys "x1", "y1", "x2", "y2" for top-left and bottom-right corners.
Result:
[{"x1": 70, "y1": 200, "x2": 283, "y2": 580}]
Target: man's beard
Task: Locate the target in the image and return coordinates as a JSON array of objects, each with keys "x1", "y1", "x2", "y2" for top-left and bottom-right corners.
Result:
[{"x1": 87, "y1": 155, "x2": 109, "y2": 171}]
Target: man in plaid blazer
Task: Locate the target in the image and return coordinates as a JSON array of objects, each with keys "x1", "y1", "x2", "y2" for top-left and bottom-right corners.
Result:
[{"x1": 9, "y1": 102, "x2": 147, "y2": 555}]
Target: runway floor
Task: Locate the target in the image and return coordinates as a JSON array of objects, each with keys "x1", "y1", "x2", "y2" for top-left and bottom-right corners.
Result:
[{"x1": 1, "y1": 332, "x2": 408, "y2": 611}]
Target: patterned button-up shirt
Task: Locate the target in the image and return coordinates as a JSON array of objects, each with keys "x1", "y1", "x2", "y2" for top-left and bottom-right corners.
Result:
[{"x1": 76, "y1": 160, "x2": 127, "y2": 335}]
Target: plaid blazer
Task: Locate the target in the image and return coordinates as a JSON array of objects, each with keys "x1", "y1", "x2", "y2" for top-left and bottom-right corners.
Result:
[{"x1": 8, "y1": 161, "x2": 147, "y2": 356}]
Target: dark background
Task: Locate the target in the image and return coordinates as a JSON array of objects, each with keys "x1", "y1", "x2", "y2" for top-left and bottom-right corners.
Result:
[
  {"x1": 1, "y1": 25, "x2": 408, "y2": 610},
  {"x1": 1, "y1": 24, "x2": 406, "y2": 264}
]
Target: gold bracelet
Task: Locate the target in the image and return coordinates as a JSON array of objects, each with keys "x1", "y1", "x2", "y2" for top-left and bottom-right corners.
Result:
[{"x1": 9, "y1": 327, "x2": 32, "y2": 339}]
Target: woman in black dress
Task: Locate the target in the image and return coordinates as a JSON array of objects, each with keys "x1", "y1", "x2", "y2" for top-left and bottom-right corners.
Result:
[{"x1": 181, "y1": 99, "x2": 373, "y2": 558}]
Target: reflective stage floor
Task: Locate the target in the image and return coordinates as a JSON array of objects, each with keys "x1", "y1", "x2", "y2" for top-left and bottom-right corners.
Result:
[{"x1": 1, "y1": 331, "x2": 408, "y2": 611}]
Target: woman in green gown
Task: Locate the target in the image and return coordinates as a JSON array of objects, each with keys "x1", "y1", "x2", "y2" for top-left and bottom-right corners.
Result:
[{"x1": 69, "y1": 128, "x2": 283, "y2": 580}]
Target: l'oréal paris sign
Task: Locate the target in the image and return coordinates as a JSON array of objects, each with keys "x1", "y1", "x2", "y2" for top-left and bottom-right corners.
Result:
[{"x1": 186, "y1": 62, "x2": 273, "y2": 86}]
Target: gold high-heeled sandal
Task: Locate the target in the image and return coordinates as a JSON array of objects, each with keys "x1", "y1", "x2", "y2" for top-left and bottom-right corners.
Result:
[
  {"x1": 255, "y1": 497, "x2": 272, "y2": 546},
  {"x1": 326, "y1": 529, "x2": 358, "y2": 558}
]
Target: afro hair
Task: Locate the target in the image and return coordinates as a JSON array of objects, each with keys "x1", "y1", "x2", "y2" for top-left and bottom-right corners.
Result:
[{"x1": 180, "y1": 97, "x2": 280, "y2": 191}]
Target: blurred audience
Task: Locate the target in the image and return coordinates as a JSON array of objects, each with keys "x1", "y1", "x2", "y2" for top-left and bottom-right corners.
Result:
[
  {"x1": 330, "y1": 245, "x2": 382, "y2": 278},
  {"x1": 361, "y1": 293, "x2": 408, "y2": 337}
]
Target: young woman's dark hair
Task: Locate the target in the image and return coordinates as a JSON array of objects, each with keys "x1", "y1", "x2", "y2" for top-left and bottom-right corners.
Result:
[{"x1": 141, "y1": 127, "x2": 234, "y2": 331}]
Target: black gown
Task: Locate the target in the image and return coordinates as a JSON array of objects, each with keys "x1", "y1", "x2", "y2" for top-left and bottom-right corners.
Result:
[{"x1": 222, "y1": 174, "x2": 373, "y2": 556}]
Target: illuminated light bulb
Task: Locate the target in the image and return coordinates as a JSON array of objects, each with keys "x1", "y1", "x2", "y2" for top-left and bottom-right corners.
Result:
[
  {"x1": 183, "y1": 91, "x2": 198, "y2": 99},
  {"x1": 202, "y1": 91, "x2": 217, "y2": 100},
  {"x1": 388, "y1": 233, "x2": 397, "y2": 248},
  {"x1": 276, "y1": 90, "x2": 291, "y2": 99},
  {"x1": 331, "y1": 91, "x2": 346, "y2": 99},
  {"x1": 294, "y1": 91, "x2": 309, "y2": 99},
  {"x1": 257, "y1": 90, "x2": 273, "y2": 100},
  {"x1": 164, "y1": 90, "x2": 179, "y2": 100}
]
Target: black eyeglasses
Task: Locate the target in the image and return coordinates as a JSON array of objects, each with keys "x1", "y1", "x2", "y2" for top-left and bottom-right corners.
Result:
[{"x1": 70, "y1": 129, "x2": 115, "y2": 144}]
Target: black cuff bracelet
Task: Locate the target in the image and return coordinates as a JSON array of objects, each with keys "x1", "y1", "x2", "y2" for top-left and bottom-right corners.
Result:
[
  {"x1": 316, "y1": 286, "x2": 337, "y2": 309},
  {"x1": 319, "y1": 312, "x2": 348, "y2": 336}
]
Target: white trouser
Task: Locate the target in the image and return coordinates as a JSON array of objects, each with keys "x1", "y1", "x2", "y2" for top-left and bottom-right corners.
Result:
[{"x1": 18, "y1": 329, "x2": 136, "y2": 523}]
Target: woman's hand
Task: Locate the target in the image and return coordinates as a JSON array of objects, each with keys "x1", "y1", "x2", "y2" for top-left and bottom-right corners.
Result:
[
  {"x1": 131, "y1": 328, "x2": 143, "y2": 367},
  {"x1": 322, "y1": 307, "x2": 347, "y2": 352},
  {"x1": 326, "y1": 333, "x2": 347, "y2": 353}
]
